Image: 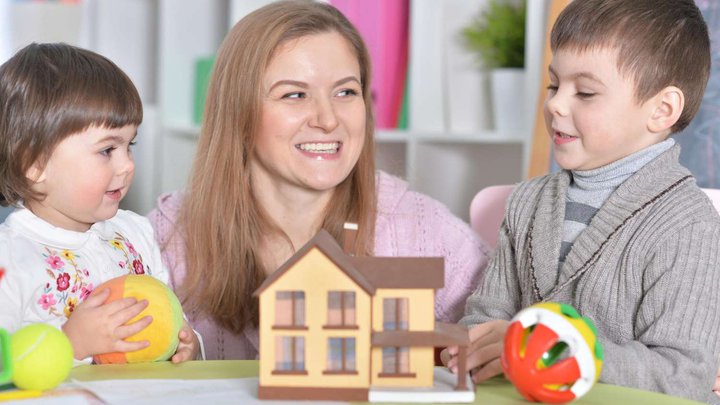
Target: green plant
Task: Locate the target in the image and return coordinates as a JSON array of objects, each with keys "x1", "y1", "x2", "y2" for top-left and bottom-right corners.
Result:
[{"x1": 461, "y1": 0, "x2": 525, "y2": 69}]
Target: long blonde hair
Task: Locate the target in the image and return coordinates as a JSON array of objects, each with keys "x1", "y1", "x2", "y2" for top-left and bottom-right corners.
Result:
[{"x1": 176, "y1": 0, "x2": 376, "y2": 333}]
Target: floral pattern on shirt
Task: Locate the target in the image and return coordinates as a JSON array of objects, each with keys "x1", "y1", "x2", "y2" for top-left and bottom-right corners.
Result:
[
  {"x1": 36, "y1": 232, "x2": 151, "y2": 319},
  {"x1": 108, "y1": 232, "x2": 152, "y2": 276},
  {"x1": 40, "y1": 247, "x2": 91, "y2": 318}
]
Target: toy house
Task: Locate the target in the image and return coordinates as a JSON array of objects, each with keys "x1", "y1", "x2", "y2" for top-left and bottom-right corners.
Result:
[{"x1": 254, "y1": 226, "x2": 473, "y2": 402}]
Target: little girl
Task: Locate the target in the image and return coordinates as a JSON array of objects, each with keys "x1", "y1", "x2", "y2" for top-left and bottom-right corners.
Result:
[{"x1": 0, "y1": 43, "x2": 200, "y2": 363}]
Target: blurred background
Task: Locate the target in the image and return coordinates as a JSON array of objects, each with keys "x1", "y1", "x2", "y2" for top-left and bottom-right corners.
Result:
[{"x1": 1, "y1": 0, "x2": 717, "y2": 224}]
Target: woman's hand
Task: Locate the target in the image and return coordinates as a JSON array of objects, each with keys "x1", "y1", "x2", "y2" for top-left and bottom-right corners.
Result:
[
  {"x1": 442, "y1": 319, "x2": 509, "y2": 383},
  {"x1": 171, "y1": 320, "x2": 200, "y2": 363},
  {"x1": 62, "y1": 288, "x2": 152, "y2": 360}
]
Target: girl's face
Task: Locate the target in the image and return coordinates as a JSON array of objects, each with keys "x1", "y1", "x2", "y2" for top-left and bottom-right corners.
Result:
[
  {"x1": 26, "y1": 125, "x2": 137, "y2": 232},
  {"x1": 251, "y1": 31, "x2": 366, "y2": 198}
]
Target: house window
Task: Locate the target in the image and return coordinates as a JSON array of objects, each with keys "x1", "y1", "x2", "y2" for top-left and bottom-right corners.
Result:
[
  {"x1": 383, "y1": 297, "x2": 408, "y2": 330},
  {"x1": 274, "y1": 336, "x2": 305, "y2": 372},
  {"x1": 325, "y1": 337, "x2": 356, "y2": 373},
  {"x1": 275, "y1": 291, "x2": 305, "y2": 328},
  {"x1": 327, "y1": 291, "x2": 356, "y2": 327},
  {"x1": 382, "y1": 347, "x2": 410, "y2": 374}
]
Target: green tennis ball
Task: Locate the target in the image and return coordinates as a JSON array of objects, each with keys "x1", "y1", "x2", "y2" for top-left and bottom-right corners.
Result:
[{"x1": 11, "y1": 324, "x2": 74, "y2": 391}]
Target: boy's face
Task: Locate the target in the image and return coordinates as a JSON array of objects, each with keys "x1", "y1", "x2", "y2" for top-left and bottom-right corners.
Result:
[
  {"x1": 26, "y1": 125, "x2": 137, "y2": 232},
  {"x1": 544, "y1": 48, "x2": 662, "y2": 171}
]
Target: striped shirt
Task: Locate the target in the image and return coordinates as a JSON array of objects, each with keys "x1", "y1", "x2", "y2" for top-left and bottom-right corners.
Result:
[{"x1": 558, "y1": 139, "x2": 675, "y2": 277}]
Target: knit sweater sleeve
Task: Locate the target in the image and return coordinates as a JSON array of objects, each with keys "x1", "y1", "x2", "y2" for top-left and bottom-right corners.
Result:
[
  {"x1": 459, "y1": 181, "x2": 535, "y2": 326},
  {"x1": 460, "y1": 220, "x2": 522, "y2": 326},
  {"x1": 601, "y1": 220, "x2": 720, "y2": 404},
  {"x1": 373, "y1": 171, "x2": 490, "y2": 323},
  {"x1": 146, "y1": 192, "x2": 184, "y2": 290},
  {"x1": 432, "y1": 207, "x2": 491, "y2": 323}
]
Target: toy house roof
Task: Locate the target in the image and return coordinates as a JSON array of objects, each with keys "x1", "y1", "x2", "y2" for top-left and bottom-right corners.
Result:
[
  {"x1": 253, "y1": 230, "x2": 375, "y2": 296},
  {"x1": 253, "y1": 230, "x2": 444, "y2": 296},
  {"x1": 350, "y1": 257, "x2": 443, "y2": 289}
]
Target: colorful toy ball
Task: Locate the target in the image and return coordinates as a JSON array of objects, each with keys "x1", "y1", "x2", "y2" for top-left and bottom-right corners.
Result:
[
  {"x1": 92, "y1": 275, "x2": 183, "y2": 364},
  {"x1": 501, "y1": 302, "x2": 603, "y2": 403},
  {"x1": 10, "y1": 324, "x2": 73, "y2": 391}
]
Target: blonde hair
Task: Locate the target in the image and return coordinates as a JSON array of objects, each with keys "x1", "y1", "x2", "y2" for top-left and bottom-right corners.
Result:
[{"x1": 176, "y1": 0, "x2": 376, "y2": 333}]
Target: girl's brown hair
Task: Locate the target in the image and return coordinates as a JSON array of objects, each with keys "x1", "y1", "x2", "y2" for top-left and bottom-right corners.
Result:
[
  {"x1": 0, "y1": 43, "x2": 142, "y2": 206},
  {"x1": 176, "y1": 0, "x2": 376, "y2": 333}
]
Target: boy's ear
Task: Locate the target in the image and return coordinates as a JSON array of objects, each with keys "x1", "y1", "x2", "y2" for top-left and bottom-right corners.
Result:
[
  {"x1": 647, "y1": 86, "x2": 684, "y2": 133},
  {"x1": 25, "y1": 163, "x2": 46, "y2": 184}
]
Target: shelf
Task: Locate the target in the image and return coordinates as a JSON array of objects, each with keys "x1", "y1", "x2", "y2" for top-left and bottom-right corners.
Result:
[
  {"x1": 165, "y1": 125, "x2": 528, "y2": 145},
  {"x1": 376, "y1": 129, "x2": 527, "y2": 144},
  {"x1": 165, "y1": 121, "x2": 201, "y2": 138},
  {"x1": 5, "y1": 0, "x2": 540, "y2": 223},
  {"x1": 153, "y1": 0, "x2": 541, "y2": 220}
]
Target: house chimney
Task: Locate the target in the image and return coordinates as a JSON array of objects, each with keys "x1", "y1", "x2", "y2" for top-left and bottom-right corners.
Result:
[{"x1": 343, "y1": 222, "x2": 358, "y2": 254}]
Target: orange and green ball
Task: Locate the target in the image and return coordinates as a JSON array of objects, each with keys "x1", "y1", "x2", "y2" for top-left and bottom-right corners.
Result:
[
  {"x1": 92, "y1": 275, "x2": 183, "y2": 364},
  {"x1": 502, "y1": 302, "x2": 603, "y2": 403}
]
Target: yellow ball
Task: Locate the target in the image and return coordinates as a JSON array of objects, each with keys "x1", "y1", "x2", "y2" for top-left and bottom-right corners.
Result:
[
  {"x1": 92, "y1": 275, "x2": 183, "y2": 364},
  {"x1": 11, "y1": 324, "x2": 73, "y2": 391}
]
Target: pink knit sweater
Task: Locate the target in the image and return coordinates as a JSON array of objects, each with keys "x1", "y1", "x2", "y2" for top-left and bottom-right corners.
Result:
[{"x1": 147, "y1": 171, "x2": 490, "y2": 360}]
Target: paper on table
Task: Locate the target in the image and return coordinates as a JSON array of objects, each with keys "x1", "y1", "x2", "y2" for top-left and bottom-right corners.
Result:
[
  {"x1": 0, "y1": 387, "x2": 103, "y2": 405},
  {"x1": 61, "y1": 377, "x2": 349, "y2": 405},
  {"x1": 1, "y1": 396, "x2": 90, "y2": 405}
]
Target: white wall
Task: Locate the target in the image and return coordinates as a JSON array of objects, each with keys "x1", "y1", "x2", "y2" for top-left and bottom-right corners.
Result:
[
  {"x1": 1, "y1": 0, "x2": 550, "y2": 220},
  {"x1": 1, "y1": 0, "x2": 160, "y2": 214}
]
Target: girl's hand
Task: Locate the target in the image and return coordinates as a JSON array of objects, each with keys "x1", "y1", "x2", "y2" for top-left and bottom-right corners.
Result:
[
  {"x1": 171, "y1": 320, "x2": 200, "y2": 363},
  {"x1": 443, "y1": 319, "x2": 509, "y2": 384},
  {"x1": 62, "y1": 288, "x2": 152, "y2": 360}
]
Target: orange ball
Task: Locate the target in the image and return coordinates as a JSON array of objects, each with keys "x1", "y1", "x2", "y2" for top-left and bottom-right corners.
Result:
[{"x1": 92, "y1": 275, "x2": 183, "y2": 364}]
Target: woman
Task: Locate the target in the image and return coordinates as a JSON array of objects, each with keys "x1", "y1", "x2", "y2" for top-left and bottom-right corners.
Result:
[{"x1": 148, "y1": 0, "x2": 489, "y2": 360}]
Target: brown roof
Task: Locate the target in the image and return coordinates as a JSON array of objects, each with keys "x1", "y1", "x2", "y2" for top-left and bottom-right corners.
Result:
[
  {"x1": 372, "y1": 322, "x2": 469, "y2": 347},
  {"x1": 349, "y1": 257, "x2": 443, "y2": 289},
  {"x1": 253, "y1": 230, "x2": 375, "y2": 296}
]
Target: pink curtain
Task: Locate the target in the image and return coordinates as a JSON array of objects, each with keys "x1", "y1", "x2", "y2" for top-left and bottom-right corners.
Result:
[{"x1": 330, "y1": 0, "x2": 409, "y2": 129}]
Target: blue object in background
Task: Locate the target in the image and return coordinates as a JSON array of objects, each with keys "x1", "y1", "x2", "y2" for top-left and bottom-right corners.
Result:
[
  {"x1": 0, "y1": 207, "x2": 11, "y2": 223},
  {"x1": 678, "y1": 0, "x2": 720, "y2": 188}
]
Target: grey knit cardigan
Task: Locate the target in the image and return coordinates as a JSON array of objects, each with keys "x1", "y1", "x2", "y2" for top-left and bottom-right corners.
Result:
[{"x1": 462, "y1": 145, "x2": 720, "y2": 403}]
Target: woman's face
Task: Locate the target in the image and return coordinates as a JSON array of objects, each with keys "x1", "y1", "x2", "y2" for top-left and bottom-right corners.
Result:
[{"x1": 252, "y1": 31, "x2": 366, "y2": 196}]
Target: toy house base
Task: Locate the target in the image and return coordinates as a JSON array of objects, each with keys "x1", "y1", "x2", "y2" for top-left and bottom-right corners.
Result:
[
  {"x1": 258, "y1": 367, "x2": 474, "y2": 403},
  {"x1": 368, "y1": 367, "x2": 475, "y2": 403},
  {"x1": 258, "y1": 386, "x2": 368, "y2": 401}
]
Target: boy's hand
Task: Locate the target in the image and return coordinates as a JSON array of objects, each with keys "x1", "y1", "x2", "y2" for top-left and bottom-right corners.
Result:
[
  {"x1": 442, "y1": 319, "x2": 509, "y2": 384},
  {"x1": 171, "y1": 320, "x2": 199, "y2": 363},
  {"x1": 62, "y1": 288, "x2": 152, "y2": 360}
]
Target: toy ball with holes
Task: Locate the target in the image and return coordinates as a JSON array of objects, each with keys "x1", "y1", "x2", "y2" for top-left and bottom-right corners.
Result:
[{"x1": 501, "y1": 302, "x2": 603, "y2": 403}]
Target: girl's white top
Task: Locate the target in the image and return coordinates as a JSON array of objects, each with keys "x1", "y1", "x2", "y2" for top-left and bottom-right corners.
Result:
[{"x1": 0, "y1": 207, "x2": 168, "y2": 333}]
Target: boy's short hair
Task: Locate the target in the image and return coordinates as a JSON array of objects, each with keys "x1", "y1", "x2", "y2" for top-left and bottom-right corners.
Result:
[
  {"x1": 551, "y1": 0, "x2": 710, "y2": 133},
  {"x1": 0, "y1": 43, "x2": 142, "y2": 206}
]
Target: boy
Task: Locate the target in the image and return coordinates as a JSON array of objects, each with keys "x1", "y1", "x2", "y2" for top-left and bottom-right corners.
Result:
[{"x1": 444, "y1": 0, "x2": 719, "y2": 402}]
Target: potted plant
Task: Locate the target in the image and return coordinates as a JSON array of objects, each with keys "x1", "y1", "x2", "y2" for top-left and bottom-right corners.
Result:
[{"x1": 461, "y1": 0, "x2": 526, "y2": 134}]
